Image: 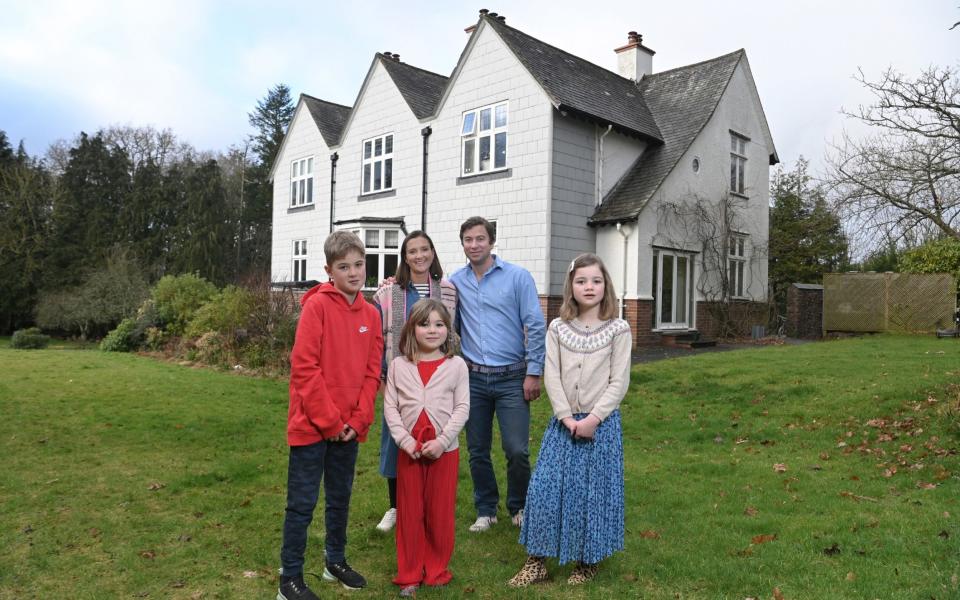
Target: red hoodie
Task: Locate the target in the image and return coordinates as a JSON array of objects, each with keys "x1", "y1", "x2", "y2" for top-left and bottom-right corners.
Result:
[{"x1": 287, "y1": 282, "x2": 383, "y2": 446}]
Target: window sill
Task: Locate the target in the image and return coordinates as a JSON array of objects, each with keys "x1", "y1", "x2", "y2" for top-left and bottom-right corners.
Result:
[
  {"x1": 729, "y1": 191, "x2": 750, "y2": 200},
  {"x1": 456, "y1": 168, "x2": 512, "y2": 185},
  {"x1": 358, "y1": 189, "x2": 397, "y2": 201},
  {"x1": 287, "y1": 203, "x2": 316, "y2": 214}
]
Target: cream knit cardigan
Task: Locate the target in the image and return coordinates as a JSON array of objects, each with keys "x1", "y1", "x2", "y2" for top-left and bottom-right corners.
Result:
[{"x1": 383, "y1": 355, "x2": 470, "y2": 454}]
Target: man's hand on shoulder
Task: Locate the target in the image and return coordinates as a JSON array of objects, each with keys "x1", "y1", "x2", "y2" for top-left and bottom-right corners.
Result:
[{"x1": 523, "y1": 375, "x2": 541, "y2": 402}]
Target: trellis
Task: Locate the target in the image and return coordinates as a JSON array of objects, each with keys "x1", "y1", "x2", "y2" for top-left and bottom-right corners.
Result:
[{"x1": 823, "y1": 273, "x2": 957, "y2": 333}]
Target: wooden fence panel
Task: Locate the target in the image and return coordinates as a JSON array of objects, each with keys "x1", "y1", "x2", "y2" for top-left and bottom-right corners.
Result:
[{"x1": 823, "y1": 273, "x2": 956, "y2": 333}]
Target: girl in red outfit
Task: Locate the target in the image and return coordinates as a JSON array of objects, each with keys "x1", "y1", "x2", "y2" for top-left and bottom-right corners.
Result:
[{"x1": 383, "y1": 298, "x2": 470, "y2": 597}]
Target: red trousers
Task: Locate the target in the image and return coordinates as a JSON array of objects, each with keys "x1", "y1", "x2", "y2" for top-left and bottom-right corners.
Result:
[{"x1": 394, "y1": 411, "x2": 459, "y2": 587}]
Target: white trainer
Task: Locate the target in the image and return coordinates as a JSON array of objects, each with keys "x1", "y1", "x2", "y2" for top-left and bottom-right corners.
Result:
[
  {"x1": 469, "y1": 515, "x2": 498, "y2": 532},
  {"x1": 376, "y1": 508, "x2": 397, "y2": 532},
  {"x1": 511, "y1": 509, "x2": 524, "y2": 528}
]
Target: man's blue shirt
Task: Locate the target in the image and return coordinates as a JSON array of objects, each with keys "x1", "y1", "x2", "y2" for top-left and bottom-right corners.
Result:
[{"x1": 450, "y1": 255, "x2": 546, "y2": 377}]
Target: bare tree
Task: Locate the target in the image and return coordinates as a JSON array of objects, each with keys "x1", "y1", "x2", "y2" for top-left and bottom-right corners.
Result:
[{"x1": 828, "y1": 66, "x2": 960, "y2": 249}]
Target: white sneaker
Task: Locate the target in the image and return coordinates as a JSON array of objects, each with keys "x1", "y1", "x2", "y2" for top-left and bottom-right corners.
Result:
[
  {"x1": 376, "y1": 508, "x2": 397, "y2": 532},
  {"x1": 469, "y1": 515, "x2": 498, "y2": 532},
  {"x1": 511, "y1": 509, "x2": 524, "y2": 528}
]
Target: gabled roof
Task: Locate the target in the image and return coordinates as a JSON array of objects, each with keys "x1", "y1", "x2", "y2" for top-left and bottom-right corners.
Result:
[
  {"x1": 302, "y1": 94, "x2": 352, "y2": 146},
  {"x1": 483, "y1": 16, "x2": 662, "y2": 143},
  {"x1": 589, "y1": 50, "x2": 745, "y2": 225},
  {"x1": 379, "y1": 56, "x2": 449, "y2": 119}
]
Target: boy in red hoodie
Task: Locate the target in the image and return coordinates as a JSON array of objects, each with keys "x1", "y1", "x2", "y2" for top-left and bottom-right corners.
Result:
[{"x1": 279, "y1": 230, "x2": 383, "y2": 600}]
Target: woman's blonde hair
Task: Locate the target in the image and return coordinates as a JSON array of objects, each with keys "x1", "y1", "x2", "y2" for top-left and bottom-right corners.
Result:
[
  {"x1": 398, "y1": 298, "x2": 457, "y2": 362},
  {"x1": 559, "y1": 253, "x2": 618, "y2": 321}
]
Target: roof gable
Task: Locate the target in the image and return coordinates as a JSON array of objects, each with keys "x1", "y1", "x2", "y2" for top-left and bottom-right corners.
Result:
[
  {"x1": 268, "y1": 95, "x2": 350, "y2": 181},
  {"x1": 590, "y1": 50, "x2": 745, "y2": 225},
  {"x1": 379, "y1": 56, "x2": 449, "y2": 119}
]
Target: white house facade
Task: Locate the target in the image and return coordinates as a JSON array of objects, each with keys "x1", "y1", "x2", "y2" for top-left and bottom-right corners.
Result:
[{"x1": 270, "y1": 10, "x2": 778, "y2": 346}]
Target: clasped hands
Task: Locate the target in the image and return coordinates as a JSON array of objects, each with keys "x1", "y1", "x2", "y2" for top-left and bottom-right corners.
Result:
[
  {"x1": 326, "y1": 423, "x2": 357, "y2": 443},
  {"x1": 404, "y1": 439, "x2": 444, "y2": 461},
  {"x1": 561, "y1": 415, "x2": 600, "y2": 440}
]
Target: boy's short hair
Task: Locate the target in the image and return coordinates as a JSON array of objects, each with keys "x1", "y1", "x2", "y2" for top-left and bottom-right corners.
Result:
[
  {"x1": 459, "y1": 216, "x2": 496, "y2": 243},
  {"x1": 324, "y1": 230, "x2": 365, "y2": 265}
]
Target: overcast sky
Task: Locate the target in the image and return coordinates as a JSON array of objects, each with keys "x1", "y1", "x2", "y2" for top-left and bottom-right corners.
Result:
[{"x1": 2, "y1": 0, "x2": 957, "y2": 174}]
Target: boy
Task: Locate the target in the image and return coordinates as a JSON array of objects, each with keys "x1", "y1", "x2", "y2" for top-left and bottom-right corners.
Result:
[{"x1": 278, "y1": 230, "x2": 383, "y2": 600}]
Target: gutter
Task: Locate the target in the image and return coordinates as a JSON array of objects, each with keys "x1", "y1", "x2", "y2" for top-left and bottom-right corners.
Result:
[
  {"x1": 420, "y1": 126, "x2": 432, "y2": 229},
  {"x1": 329, "y1": 152, "x2": 339, "y2": 233}
]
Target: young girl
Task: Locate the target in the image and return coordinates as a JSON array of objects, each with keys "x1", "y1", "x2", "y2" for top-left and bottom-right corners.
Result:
[
  {"x1": 383, "y1": 298, "x2": 470, "y2": 597},
  {"x1": 509, "y1": 253, "x2": 632, "y2": 587}
]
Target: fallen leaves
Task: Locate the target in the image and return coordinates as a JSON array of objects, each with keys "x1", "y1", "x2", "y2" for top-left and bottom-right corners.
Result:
[
  {"x1": 147, "y1": 482, "x2": 166, "y2": 491},
  {"x1": 751, "y1": 533, "x2": 777, "y2": 544},
  {"x1": 773, "y1": 587, "x2": 785, "y2": 600},
  {"x1": 639, "y1": 530, "x2": 661, "y2": 539},
  {"x1": 822, "y1": 543, "x2": 841, "y2": 556},
  {"x1": 845, "y1": 572, "x2": 856, "y2": 582},
  {"x1": 744, "y1": 506, "x2": 759, "y2": 517},
  {"x1": 839, "y1": 491, "x2": 878, "y2": 502},
  {"x1": 916, "y1": 481, "x2": 938, "y2": 490},
  {"x1": 242, "y1": 571, "x2": 258, "y2": 578},
  {"x1": 139, "y1": 549, "x2": 156, "y2": 559},
  {"x1": 773, "y1": 463, "x2": 788, "y2": 473}
]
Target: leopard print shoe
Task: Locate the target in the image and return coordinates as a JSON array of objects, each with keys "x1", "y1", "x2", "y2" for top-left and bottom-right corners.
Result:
[
  {"x1": 507, "y1": 556, "x2": 548, "y2": 587},
  {"x1": 567, "y1": 562, "x2": 599, "y2": 585}
]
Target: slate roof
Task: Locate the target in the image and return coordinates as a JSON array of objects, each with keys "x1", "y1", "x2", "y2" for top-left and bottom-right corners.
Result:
[
  {"x1": 379, "y1": 55, "x2": 449, "y2": 120},
  {"x1": 589, "y1": 50, "x2": 745, "y2": 225},
  {"x1": 301, "y1": 94, "x2": 352, "y2": 146},
  {"x1": 484, "y1": 16, "x2": 662, "y2": 143}
]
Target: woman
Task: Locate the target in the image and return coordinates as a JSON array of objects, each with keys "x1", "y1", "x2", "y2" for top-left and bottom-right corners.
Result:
[{"x1": 372, "y1": 230, "x2": 458, "y2": 532}]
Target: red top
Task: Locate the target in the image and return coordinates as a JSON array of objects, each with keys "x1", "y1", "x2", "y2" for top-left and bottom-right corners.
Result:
[{"x1": 417, "y1": 357, "x2": 446, "y2": 386}]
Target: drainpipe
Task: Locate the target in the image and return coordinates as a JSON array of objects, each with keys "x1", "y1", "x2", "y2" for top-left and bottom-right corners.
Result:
[
  {"x1": 329, "y1": 152, "x2": 338, "y2": 233},
  {"x1": 616, "y1": 221, "x2": 633, "y2": 319},
  {"x1": 596, "y1": 124, "x2": 613, "y2": 205},
  {"x1": 420, "y1": 126, "x2": 432, "y2": 229}
]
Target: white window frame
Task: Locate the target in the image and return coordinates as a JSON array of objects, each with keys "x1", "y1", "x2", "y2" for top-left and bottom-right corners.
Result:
[
  {"x1": 292, "y1": 239, "x2": 308, "y2": 282},
  {"x1": 728, "y1": 234, "x2": 747, "y2": 299},
  {"x1": 460, "y1": 101, "x2": 508, "y2": 176},
  {"x1": 361, "y1": 133, "x2": 394, "y2": 194},
  {"x1": 349, "y1": 226, "x2": 401, "y2": 289},
  {"x1": 290, "y1": 157, "x2": 314, "y2": 207},
  {"x1": 730, "y1": 132, "x2": 748, "y2": 195},
  {"x1": 654, "y1": 250, "x2": 696, "y2": 330}
]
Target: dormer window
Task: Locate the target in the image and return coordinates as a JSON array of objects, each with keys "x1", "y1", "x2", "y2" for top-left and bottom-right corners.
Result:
[
  {"x1": 461, "y1": 101, "x2": 508, "y2": 176},
  {"x1": 362, "y1": 133, "x2": 394, "y2": 194}
]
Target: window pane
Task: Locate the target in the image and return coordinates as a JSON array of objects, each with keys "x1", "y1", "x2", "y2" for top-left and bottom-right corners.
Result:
[
  {"x1": 479, "y1": 136, "x2": 491, "y2": 172},
  {"x1": 384, "y1": 253, "x2": 399, "y2": 279},
  {"x1": 661, "y1": 255, "x2": 674, "y2": 324},
  {"x1": 374, "y1": 161, "x2": 382, "y2": 190},
  {"x1": 677, "y1": 257, "x2": 687, "y2": 323},
  {"x1": 365, "y1": 229, "x2": 379, "y2": 248},
  {"x1": 384, "y1": 158, "x2": 392, "y2": 189},
  {"x1": 299, "y1": 180, "x2": 305, "y2": 203},
  {"x1": 291, "y1": 181, "x2": 297, "y2": 205},
  {"x1": 495, "y1": 104, "x2": 507, "y2": 127},
  {"x1": 737, "y1": 238, "x2": 744, "y2": 256},
  {"x1": 307, "y1": 158, "x2": 313, "y2": 173},
  {"x1": 385, "y1": 135, "x2": 393, "y2": 154},
  {"x1": 731, "y1": 136, "x2": 737, "y2": 152},
  {"x1": 464, "y1": 139, "x2": 475, "y2": 174},
  {"x1": 364, "y1": 141, "x2": 372, "y2": 159},
  {"x1": 737, "y1": 261, "x2": 745, "y2": 296},
  {"x1": 461, "y1": 112, "x2": 476, "y2": 135},
  {"x1": 728, "y1": 260, "x2": 736, "y2": 296},
  {"x1": 730, "y1": 159, "x2": 736, "y2": 192},
  {"x1": 291, "y1": 163, "x2": 296, "y2": 178},
  {"x1": 363, "y1": 164, "x2": 371, "y2": 193},
  {"x1": 479, "y1": 108, "x2": 491, "y2": 131},
  {"x1": 494, "y1": 132, "x2": 507, "y2": 168},
  {"x1": 385, "y1": 230, "x2": 399, "y2": 248},
  {"x1": 738, "y1": 159, "x2": 745, "y2": 193},
  {"x1": 307, "y1": 177, "x2": 313, "y2": 203},
  {"x1": 366, "y1": 254, "x2": 378, "y2": 288},
  {"x1": 294, "y1": 240, "x2": 300, "y2": 255},
  {"x1": 374, "y1": 138, "x2": 382, "y2": 157},
  {"x1": 302, "y1": 240, "x2": 307, "y2": 255}
]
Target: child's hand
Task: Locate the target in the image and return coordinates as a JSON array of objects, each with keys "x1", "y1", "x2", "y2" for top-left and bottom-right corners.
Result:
[
  {"x1": 561, "y1": 417, "x2": 578, "y2": 436},
  {"x1": 574, "y1": 415, "x2": 601, "y2": 440},
  {"x1": 402, "y1": 444, "x2": 421, "y2": 460},
  {"x1": 420, "y1": 440, "x2": 444, "y2": 460},
  {"x1": 340, "y1": 424, "x2": 357, "y2": 442}
]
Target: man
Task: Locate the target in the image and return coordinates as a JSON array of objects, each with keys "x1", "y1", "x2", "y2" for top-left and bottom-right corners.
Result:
[{"x1": 449, "y1": 216, "x2": 546, "y2": 532}]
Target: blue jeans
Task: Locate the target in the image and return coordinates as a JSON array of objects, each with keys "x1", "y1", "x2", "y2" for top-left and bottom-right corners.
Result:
[
  {"x1": 280, "y1": 440, "x2": 358, "y2": 576},
  {"x1": 465, "y1": 370, "x2": 530, "y2": 517}
]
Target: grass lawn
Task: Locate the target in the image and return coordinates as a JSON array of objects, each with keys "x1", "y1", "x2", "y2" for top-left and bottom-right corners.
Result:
[{"x1": 0, "y1": 335, "x2": 958, "y2": 599}]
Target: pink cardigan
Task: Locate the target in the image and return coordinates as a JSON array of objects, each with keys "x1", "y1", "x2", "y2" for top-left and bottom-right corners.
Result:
[{"x1": 383, "y1": 355, "x2": 470, "y2": 454}]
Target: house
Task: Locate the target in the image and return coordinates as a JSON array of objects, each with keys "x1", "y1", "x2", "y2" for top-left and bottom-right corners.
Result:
[{"x1": 270, "y1": 10, "x2": 778, "y2": 346}]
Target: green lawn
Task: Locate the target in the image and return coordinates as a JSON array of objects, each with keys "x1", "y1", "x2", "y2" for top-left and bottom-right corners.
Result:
[{"x1": 0, "y1": 335, "x2": 958, "y2": 599}]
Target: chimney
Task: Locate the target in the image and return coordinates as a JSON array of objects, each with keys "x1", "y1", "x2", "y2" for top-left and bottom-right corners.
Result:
[
  {"x1": 614, "y1": 31, "x2": 655, "y2": 81},
  {"x1": 392, "y1": 54, "x2": 400, "y2": 62}
]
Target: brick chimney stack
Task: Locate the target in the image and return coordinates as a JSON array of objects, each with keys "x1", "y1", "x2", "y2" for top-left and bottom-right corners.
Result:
[{"x1": 614, "y1": 31, "x2": 655, "y2": 81}]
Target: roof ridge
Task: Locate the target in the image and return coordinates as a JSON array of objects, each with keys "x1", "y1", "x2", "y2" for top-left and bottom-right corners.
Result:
[
  {"x1": 378, "y1": 54, "x2": 449, "y2": 81},
  {"x1": 300, "y1": 93, "x2": 352, "y2": 110},
  {"x1": 641, "y1": 48, "x2": 744, "y2": 80}
]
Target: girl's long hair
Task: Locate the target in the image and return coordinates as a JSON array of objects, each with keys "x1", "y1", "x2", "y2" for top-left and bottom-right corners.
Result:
[
  {"x1": 398, "y1": 298, "x2": 456, "y2": 362},
  {"x1": 559, "y1": 253, "x2": 618, "y2": 321},
  {"x1": 394, "y1": 231, "x2": 443, "y2": 288}
]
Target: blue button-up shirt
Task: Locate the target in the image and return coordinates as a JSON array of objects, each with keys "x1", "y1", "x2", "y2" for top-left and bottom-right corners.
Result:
[{"x1": 449, "y1": 255, "x2": 546, "y2": 377}]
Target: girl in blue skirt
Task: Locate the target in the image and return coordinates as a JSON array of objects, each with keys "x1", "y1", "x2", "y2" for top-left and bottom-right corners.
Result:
[{"x1": 509, "y1": 253, "x2": 632, "y2": 587}]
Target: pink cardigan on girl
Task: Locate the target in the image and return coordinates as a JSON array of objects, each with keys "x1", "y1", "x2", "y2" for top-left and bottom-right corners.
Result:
[{"x1": 383, "y1": 355, "x2": 470, "y2": 455}]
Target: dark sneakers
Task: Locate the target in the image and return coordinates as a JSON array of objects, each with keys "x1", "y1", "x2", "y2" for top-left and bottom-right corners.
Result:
[
  {"x1": 277, "y1": 574, "x2": 320, "y2": 600},
  {"x1": 323, "y1": 559, "x2": 367, "y2": 590}
]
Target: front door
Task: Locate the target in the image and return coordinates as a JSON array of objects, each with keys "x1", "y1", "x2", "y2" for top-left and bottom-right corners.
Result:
[{"x1": 654, "y1": 250, "x2": 695, "y2": 329}]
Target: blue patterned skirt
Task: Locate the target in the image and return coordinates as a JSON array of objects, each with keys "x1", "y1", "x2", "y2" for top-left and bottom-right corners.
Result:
[{"x1": 519, "y1": 411, "x2": 624, "y2": 565}]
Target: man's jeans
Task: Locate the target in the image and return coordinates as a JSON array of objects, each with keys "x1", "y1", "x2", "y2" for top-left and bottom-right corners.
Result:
[
  {"x1": 465, "y1": 370, "x2": 530, "y2": 517},
  {"x1": 280, "y1": 439, "x2": 358, "y2": 576}
]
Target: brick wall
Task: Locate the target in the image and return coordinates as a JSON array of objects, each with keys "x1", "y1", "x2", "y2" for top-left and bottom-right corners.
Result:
[
  {"x1": 696, "y1": 300, "x2": 770, "y2": 339},
  {"x1": 786, "y1": 285, "x2": 823, "y2": 338},
  {"x1": 624, "y1": 298, "x2": 657, "y2": 347}
]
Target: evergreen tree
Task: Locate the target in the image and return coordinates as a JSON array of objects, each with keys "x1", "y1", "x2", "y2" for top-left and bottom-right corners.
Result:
[
  {"x1": 174, "y1": 159, "x2": 234, "y2": 285},
  {"x1": 248, "y1": 84, "x2": 295, "y2": 167}
]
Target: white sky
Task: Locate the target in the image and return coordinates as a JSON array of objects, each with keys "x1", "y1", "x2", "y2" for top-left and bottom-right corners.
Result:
[{"x1": 1, "y1": 0, "x2": 958, "y2": 176}]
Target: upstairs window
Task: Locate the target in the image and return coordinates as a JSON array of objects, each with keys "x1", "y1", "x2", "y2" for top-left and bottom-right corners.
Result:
[
  {"x1": 290, "y1": 157, "x2": 314, "y2": 207},
  {"x1": 461, "y1": 101, "x2": 508, "y2": 175},
  {"x1": 292, "y1": 239, "x2": 308, "y2": 282},
  {"x1": 362, "y1": 134, "x2": 394, "y2": 194},
  {"x1": 728, "y1": 234, "x2": 747, "y2": 298},
  {"x1": 730, "y1": 133, "x2": 748, "y2": 195}
]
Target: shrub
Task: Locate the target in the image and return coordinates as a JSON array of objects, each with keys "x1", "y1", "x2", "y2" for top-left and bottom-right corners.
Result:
[
  {"x1": 900, "y1": 239, "x2": 960, "y2": 280},
  {"x1": 11, "y1": 327, "x2": 50, "y2": 349},
  {"x1": 185, "y1": 285, "x2": 255, "y2": 338},
  {"x1": 100, "y1": 318, "x2": 140, "y2": 352},
  {"x1": 151, "y1": 274, "x2": 217, "y2": 335},
  {"x1": 144, "y1": 327, "x2": 167, "y2": 351}
]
